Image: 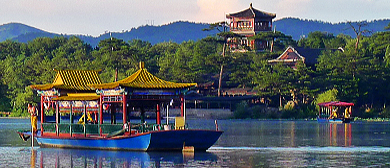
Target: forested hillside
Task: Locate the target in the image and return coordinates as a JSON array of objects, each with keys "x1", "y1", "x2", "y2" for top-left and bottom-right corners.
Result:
[
  {"x1": 274, "y1": 18, "x2": 390, "y2": 40},
  {"x1": 1, "y1": 28, "x2": 390, "y2": 119},
  {"x1": 2, "y1": 18, "x2": 390, "y2": 47},
  {"x1": 9, "y1": 21, "x2": 219, "y2": 47},
  {"x1": 0, "y1": 23, "x2": 46, "y2": 41}
]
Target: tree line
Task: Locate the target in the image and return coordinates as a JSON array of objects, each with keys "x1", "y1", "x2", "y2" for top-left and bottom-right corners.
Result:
[{"x1": 1, "y1": 28, "x2": 390, "y2": 118}]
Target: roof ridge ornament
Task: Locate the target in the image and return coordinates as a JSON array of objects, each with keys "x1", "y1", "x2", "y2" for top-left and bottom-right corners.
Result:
[
  {"x1": 139, "y1": 62, "x2": 145, "y2": 69},
  {"x1": 250, "y1": 3, "x2": 252, "y2": 8}
]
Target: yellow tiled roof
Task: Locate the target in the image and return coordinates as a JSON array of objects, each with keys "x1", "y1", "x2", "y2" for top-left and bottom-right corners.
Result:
[
  {"x1": 30, "y1": 70, "x2": 102, "y2": 91},
  {"x1": 89, "y1": 63, "x2": 197, "y2": 89}
]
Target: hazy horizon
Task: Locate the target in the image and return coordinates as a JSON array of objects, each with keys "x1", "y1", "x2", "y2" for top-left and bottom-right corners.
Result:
[{"x1": 1, "y1": 0, "x2": 389, "y2": 36}]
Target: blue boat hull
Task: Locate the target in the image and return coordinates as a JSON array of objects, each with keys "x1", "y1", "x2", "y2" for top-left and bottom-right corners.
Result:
[
  {"x1": 148, "y1": 130, "x2": 223, "y2": 151},
  {"x1": 317, "y1": 117, "x2": 351, "y2": 123},
  {"x1": 34, "y1": 130, "x2": 222, "y2": 151}
]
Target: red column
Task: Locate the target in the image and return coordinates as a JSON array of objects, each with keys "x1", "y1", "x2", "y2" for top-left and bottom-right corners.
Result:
[
  {"x1": 122, "y1": 94, "x2": 127, "y2": 124},
  {"x1": 180, "y1": 95, "x2": 184, "y2": 117},
  {"x1": 40, "y1": 95, "x2": 44, "y2": 135},
  {"x1": 56, "y1": 102, "x2": 59, "y2": 136},
  {"x1": 156, "y1": 104, "x2": 161, "y2": 125},
  {"x1": 99, "y1": 95, "x2": 103, "y2": 125}
]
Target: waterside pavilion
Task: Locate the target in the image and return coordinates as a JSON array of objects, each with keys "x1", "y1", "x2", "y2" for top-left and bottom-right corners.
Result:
[{"x1": 30, "y1": 62, "x2": 196, "y2": 137}]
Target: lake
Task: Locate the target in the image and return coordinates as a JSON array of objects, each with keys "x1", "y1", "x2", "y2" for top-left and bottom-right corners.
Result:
[{"x1": 1, "y1": 118, "x2": 390, "y2": 167}]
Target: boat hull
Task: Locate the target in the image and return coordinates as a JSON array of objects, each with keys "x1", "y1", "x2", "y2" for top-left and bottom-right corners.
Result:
[
  {"x1": 32, "y1": 130, "x2": 222, "y2": 151},
  {"x1": 148, "y1": 130, "x2": 223, "y2": 151},
  {"x1": 317, "y1": 117, "x2": 351, "y2": 123}
]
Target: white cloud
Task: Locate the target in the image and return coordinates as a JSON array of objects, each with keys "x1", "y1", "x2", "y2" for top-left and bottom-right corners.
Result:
[
  {"x1": 275, "y1": 0, "x2": 312, "y2": 19},
  {"x1": 195, "y1": 0, "x2": 247, "y2": 23}
]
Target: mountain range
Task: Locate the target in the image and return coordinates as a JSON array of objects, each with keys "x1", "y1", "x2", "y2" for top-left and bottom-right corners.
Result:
[{"x1": 0, "y1": 18, "x2": 389, "y2": 47}]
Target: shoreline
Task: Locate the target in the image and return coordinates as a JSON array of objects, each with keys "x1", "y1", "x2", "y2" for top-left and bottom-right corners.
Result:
[
  {"x1": 1, "y1": 116, "x2": 390, "y2": 122},
  {"x1": 0, "y1": 117, "x2": 29, "y2": 119}
]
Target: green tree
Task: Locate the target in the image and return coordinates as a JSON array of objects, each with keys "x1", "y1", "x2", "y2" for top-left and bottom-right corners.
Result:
[
  {"x1": 250, "y1": 31, "x2": 295, "y2": 52},
  {"x1": 252, "y1": 61, "x2": 297, "y2": 108},
  {"x1": 155, "y1": 42, "x2": 180, "y2": 81},
  {"x1": 203, "y1": 22, "x2": 242, "y2": 96},
  {"x1": 298, "y1": 31, "x2": 347, "y2": 49},
  {"x1": 385, "y1": 45, "x2": 390, "y2": 68},
  {"x1": 347, "y1": 21, "x2": 371, "y2": 52},
  {"x1": 385, "y1": 23, "x2": 390, "y2": 30},
  {"x1": 228, "y1": 52, "x2": 255, "y2": 88},
  {"x1": 92, "y1": 38, "x2": 138, "y2": 82},
  {"x1": 315, "y1": 88, "x2": 338, "y2": 104}
]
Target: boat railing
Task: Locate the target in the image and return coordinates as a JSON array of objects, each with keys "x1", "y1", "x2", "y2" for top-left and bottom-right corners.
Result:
[
  {"x1": 41, "y1": 122, "x2": 183, "y2": 137},
  {"x1": 130, "y1": 123, "x2": 179, "y2": 133},
  {"x1": 100, "y1": 124, "x2": 123, "y2": 134},
  {"x1": 42, "y1": 123, "x2": 118, "y2": 136},
  {"x1": 42, "y1": 123, "x2": 56, "y2": 133}
]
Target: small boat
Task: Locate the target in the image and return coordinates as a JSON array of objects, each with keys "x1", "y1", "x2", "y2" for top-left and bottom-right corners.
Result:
[
  {"x1": 18, "y1": 62, "x2": 223, "y2": 151},
  {"x1": 317, "y1": 101, "x2": 354, "y2": 123}
]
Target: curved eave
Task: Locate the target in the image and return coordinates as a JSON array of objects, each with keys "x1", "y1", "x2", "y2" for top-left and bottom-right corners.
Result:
[
  {"x1": 30, "y1": 84, "x2": 96, "y2": 91},
  {"x1": 30, "y1": 84, "x2": 55, "y2": 91},
  {"x1": 121, "y1": 83, "x2": 197, "y2": 89},
  {"x1": 52, "y1": 93, "x2": 100, "y2": 101},
  {"x1": 226, "y1": 7, "x2": 276, "y2": 19},
  {"x1": 52, "y1": 96, "x2": 100, "y2": 101},
  {"x1": 87, "y1": 83, "x2": 121, "y2": 90},
  {"x1": 31, "y1": 83, "x2": 99, "y2": 92},
  {"x1": 54, "y1": 85, "x2": 96, "y2": 91}
]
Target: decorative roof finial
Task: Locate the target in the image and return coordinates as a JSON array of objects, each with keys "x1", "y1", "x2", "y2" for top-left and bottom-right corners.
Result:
[
  {"x1": 139, "y1": 62, "x2": 145, "y2": 69},
  {"x1": 250, "y1": 3, "x2": 252, "y2": 8}
]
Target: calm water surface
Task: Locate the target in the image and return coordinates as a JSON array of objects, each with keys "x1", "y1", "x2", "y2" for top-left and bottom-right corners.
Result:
[{"x1": 1, "y1": 118, "x2": 390, "y2": 167}]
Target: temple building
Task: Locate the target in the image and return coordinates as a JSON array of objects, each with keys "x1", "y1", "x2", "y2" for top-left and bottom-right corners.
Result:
[
  {"x1": 268, "y1": 46, "x2": 343, "y2": 69},
  {"x1": 226, "y1": 3, "x2": 276, "y2": 51}
]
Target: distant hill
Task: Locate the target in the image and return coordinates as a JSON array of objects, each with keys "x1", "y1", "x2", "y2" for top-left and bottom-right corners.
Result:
[
  {"x1": 0, "y1": 22, "x2": 46, "y2": 41},
  {"x1": 274, "y1": 18, "x2": 390, "y2": 40},
  {"x1": 1, "y1": 18, "x2": 390, "y2": 47},
  {"x1": 11, "y1": 21, "x2": 219, "y2": 47}
]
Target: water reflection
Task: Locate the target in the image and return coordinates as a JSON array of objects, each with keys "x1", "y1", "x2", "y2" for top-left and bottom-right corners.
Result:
[
  {"x1": 215, "y1": 120, "x2": 373, "y2": 147},
  {"x1": 319, "y1": 123, "x2": 352, "y2": 147},
  {"x1": 32, "y1": 148, "x2": 218, "y2": 167}
]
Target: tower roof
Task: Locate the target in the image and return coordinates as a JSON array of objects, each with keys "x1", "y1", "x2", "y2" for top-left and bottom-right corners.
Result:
[{"x1": 226, "y1": 3, "x2": 276, "y2": 19}]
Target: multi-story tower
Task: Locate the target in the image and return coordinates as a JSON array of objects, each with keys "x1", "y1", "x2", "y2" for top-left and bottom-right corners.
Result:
[{"x1": 226, "y1": 3, "x2": 276, "y2": 51}]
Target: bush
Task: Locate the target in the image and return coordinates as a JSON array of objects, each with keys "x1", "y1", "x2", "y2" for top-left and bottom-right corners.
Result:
[
  {"x1": 233, "y1": 101, "x2": 280, "y2": 119},
  {"x1": 233, "y1": 101, "x2": 251, "y2": 119},
  {"x1": 361, "y1": 107, "x2": 380, "y2": 118},
  {"x1": 281, "y1": 103, "x2": 317, "y2": 119},
  {"x1": 380, "y1": 107, "x2": 390, "y2": 118}
]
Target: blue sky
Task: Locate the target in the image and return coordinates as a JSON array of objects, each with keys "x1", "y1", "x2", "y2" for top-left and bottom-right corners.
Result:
[{"x1": 0, "y1": 0, "x2": 389, "y2": 36}]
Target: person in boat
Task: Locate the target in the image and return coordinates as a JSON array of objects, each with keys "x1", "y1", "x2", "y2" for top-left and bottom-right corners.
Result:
[
  {"x1": 329, "y1": 108, "x2": 338, "y2": 119},
  {"x1": 28, "y1": 104, "x2": 38, "y2": 133},
  {"x1": 344, "y1": 107, "x2": 350, "y2": 119},
  {"x1": 78, "y1": 112, "x2": 95, "y2": 124}
]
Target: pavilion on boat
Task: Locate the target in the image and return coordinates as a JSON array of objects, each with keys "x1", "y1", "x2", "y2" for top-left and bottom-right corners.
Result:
[
  {"x1": 30, "y1": 69, "x2": 102, "y2": 136},
  {"x1": 30, "y1": 62, "x2": 197, "y2": 137},
  {"x1": 317, "y1": 101, "x2": 354, "y2": 122}
]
